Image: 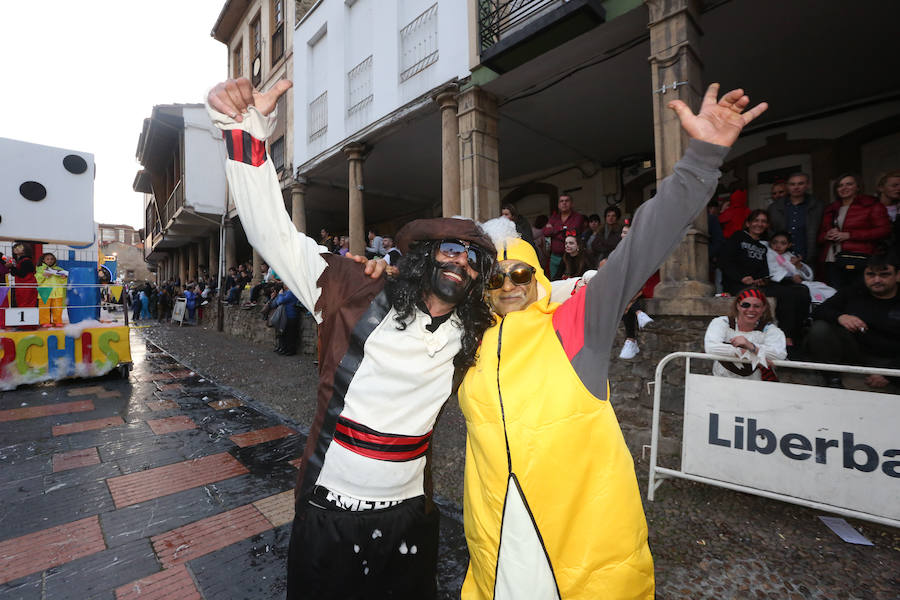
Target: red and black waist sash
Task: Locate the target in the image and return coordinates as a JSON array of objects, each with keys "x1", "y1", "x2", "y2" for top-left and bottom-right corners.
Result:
[{"x1": 333, "y1": 416, "x2": 431, "y2": 462}]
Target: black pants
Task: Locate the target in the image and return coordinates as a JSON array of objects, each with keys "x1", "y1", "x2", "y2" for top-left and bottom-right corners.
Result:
[
  {"x1": 805, "y1": 320, "x2": 900, "y2": 371},
  {"x1": 286, "y1": 496, "x2": 439, "y2": 600},
  {"x1": 276, "y1": 317, "x2": 300, "y2": 354},
  {"x1": 762, "y1": 281, "x2": 810, "y2": 340},
  {"x1": 622, "y1": 298, "x2": 645, "y2": 339},
  {"x1": 826, "y1": 261, "x2": 865, "y2": 291}
]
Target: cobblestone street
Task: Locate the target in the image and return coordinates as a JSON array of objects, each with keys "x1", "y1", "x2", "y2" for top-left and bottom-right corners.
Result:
[{"x1": 0, "y1": 324, "x2": 896, "y2": 599}]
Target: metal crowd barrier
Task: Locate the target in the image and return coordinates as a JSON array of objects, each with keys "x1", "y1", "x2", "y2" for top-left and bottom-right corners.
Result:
[{"x1": 648, "y1": 352, "x2": 900, "y2": 528}]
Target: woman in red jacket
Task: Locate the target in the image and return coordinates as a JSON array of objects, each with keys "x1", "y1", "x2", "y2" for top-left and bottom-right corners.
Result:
[{"x1": 818, "y1": 173, "x2": 891, "y2": 289}]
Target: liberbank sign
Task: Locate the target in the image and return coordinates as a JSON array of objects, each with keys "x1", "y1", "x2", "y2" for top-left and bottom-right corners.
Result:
[{"x1": 681, "y1": 374, "x2": 898, "y2": 524}]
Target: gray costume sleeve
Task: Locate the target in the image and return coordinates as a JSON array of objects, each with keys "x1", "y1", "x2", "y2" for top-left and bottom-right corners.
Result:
[{"x1": 569, "y1": 139, "x2": 729, "y2": 397}]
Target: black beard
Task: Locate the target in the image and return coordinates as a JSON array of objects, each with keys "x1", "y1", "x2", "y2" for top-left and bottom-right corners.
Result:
[{"x1": 430, "y1": 261, "x2": 473, "y2": 305}]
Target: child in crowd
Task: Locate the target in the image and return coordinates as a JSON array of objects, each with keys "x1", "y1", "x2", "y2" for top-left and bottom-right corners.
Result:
[
  {"x1": 767, "y1": 231, "x2": 835, "y2": 303},
  {"x1": 36, "y1": 252, "x2": 68, "y2": 325}
]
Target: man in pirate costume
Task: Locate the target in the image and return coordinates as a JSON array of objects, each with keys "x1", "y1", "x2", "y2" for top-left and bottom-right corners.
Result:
[
  {"x1": 207, "y1": 79, "x2": 496, "y2": 599},
  {"x1": 458, "y1": 84, "x2": 767, "y2": 599}
]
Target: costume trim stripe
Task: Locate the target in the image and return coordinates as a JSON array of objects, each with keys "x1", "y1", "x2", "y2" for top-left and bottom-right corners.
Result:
[
  {"x1": 222, "y1": 130, "x2": 267, "y2": 167},
  {"x1": 299, "y1": 290, "x2": 393, "y2": 498},
  {"x1": 333, "y1": 433, "x2": 430, "y2": 462},
  {"x1": 332, "y1": 416, "x2": 432, "y2": 462},
  {"x1": 336, "y1": 416, "x2": 432, "y2": 445}
]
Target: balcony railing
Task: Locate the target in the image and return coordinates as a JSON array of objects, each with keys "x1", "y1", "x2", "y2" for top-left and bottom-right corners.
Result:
[
  {"x1": 161, "y1": 180, "x2": 184, "y2": 225},
  {"x1": 479, "y1": 0, "x2": 558, "y2": 53},
  {"x1": 399, "y1": 3, "x2": 439, "y2": 82},
  {"x1": 308, "y1": 91, "x2": 328, "y2": 142},
  {"x1": 347, "y1": 55, "x2": 374, "y2": 116}
]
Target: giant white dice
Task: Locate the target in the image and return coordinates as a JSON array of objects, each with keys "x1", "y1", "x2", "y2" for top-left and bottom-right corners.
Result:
[{"x1": 0, "y1": 137, "x2": 95, "y2": 246}]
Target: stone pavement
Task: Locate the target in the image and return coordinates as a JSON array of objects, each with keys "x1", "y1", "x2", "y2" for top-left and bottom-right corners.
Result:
[{"x1": 0, "y1": 332, "x2": 467, "y2": 599}]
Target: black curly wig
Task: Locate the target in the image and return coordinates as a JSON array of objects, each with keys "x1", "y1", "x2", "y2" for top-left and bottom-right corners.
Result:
[{"x1": 385, "y1": 240, "x2": 494, "y2": 369}]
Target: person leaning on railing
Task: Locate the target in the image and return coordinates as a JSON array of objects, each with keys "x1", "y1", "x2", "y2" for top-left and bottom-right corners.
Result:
[{"x1": 704, "y1": 288, "x2": 787, "y2": 381}]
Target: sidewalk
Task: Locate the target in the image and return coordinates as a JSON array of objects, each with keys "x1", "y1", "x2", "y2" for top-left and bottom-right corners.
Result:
[{"x1": 0, "y1": 332, "x2": 467, "y2": 599}]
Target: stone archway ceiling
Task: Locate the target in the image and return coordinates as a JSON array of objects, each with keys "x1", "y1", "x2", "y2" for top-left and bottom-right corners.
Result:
[
  {"x1": 295, "y1": 0, "x2": 897, "y2": 229},
  {"x1": 298, "y1": 106, "x2": 444, "y2": 227},
  {"x1": 483, "y1": 0, "x2": 900, "y2": 181}
]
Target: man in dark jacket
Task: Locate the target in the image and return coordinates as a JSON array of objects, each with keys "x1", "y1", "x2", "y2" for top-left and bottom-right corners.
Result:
[
  {"x1": 806, "y1": 253, "x2": 899, "y2": 388},
  {"x1": 768, "y1": 172, "x2": 823, "y2": 263}
]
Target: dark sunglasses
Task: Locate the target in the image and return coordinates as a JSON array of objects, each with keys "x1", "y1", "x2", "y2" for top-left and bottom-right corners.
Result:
[
  {"x1": 485, "y1": 265, "x2": 536, "y2": 290},
  {"x1": 436, "y1": 240, "x2": 483, "y2": 270},
  {"x1": 738, "y1": 301, "x2": 763, "y2": 309}
]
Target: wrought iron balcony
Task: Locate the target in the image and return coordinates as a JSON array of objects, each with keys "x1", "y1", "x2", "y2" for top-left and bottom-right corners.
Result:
[{"x1": 478, "y1": 0, "x2": 605, "y2": 73}]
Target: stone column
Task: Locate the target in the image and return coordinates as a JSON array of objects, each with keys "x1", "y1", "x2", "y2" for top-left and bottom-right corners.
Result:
[
  {"x1": 198, "y1": 237, "x2": 209, "y2": 280},
  {"x1": 224, "y1": 220, "x2": 237, "y2": 272},
  {"x1": 457, "y1": 86, "x2": 499, "y2": 222},
  {"x1": 344, "y1": 143, "x2": 366, "y2": 256},
  {"x1": 209, "y1": 234, "x2": 219, "y2": 283},
  {"x1": 179, "y1": 246, "x2": 188, "y2": 286},
  {"x1": 188, "y1": 242, "x2": 199, "y2": 283},
  {"x1": 251, "y1": 248, "x2": 263, "y2": 286},
  {"x1": 291, "y1": 179, "x2": 307, "y2": 233},
  {"x1": 435, "y1": 89, "x2": 461, "y2": 217},
  {"x1": 646, "y1": 0, "x2": 713, "y2": 300}
]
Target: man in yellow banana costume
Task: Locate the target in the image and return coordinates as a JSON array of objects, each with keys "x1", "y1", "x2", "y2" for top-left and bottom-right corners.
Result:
[{"x1": 458, "y1": 84, "x2": 767, "y2": 599}]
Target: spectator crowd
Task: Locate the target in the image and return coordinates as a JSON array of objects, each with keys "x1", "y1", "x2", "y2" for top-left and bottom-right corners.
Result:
[{"x1": 493, "y1": 168, "x2": 899, "y2": 389}]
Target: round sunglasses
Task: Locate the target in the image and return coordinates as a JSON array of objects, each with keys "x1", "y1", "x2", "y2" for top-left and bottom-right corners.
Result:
[
  {"x1": 485, "y1": 265, "x2": 536, "y2": 290},
  {"x1": 436, "y1": 239, "x2": 483, "y2": 271}
]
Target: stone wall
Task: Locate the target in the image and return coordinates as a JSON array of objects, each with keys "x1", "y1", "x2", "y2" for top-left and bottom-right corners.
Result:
[
  {"x1": 197, "y1": 302, "x2": 317, "y2": 356},
  {"x1": 607, "y1": 314, "x2": 712, "y2": 461}
]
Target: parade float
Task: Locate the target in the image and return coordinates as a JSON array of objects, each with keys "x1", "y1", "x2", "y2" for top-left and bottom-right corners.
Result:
[{"x1": 0, "y1": 137, "x2": 131, "y2": 389}]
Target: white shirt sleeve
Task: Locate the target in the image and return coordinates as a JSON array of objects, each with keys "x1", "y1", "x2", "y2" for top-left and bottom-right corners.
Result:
[
  {"x1": 704, "y1": 316, "x2": 740, "y2": 357},
  {"x1": 766, "y1": 249, "x2": 791, "y2": 282},
  {"x1": 206, "y1": 103, "x2": 327, "y2": 323},
  {"x1": 758, "y1": 324, "x2": 787, "y2": 361}
]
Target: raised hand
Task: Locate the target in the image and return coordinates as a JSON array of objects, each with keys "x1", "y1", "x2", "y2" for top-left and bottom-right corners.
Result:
[
  {"x1": 207, "y1": 77, "x2": 293, "y2": 122},
  {"x1": 667, "y1": 83, "x2": 768, "y2": 148}
]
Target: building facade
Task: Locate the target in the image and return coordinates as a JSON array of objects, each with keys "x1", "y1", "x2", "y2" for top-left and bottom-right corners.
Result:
[
  {"x1": 284, "y1": 0, "x2": 898, "y2": 309},
  {"x1": 136, "y1": 104, "x2": 228, "y2": 286},
  {"x1": 212, "y1": 0, "x2": 311, "y2": 283},
  {"x1": 97, "y1": 223, "x2": 153, "y2": 282}
]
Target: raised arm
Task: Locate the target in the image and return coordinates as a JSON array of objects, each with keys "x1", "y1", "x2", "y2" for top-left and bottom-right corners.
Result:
[
  {"x1": 555, "y1": 84, "x2": 767, "y2": 397},
  {"x1": 588, "y1": 85, "x2": 765, "y2": 327},
  {"x1": 207, "y1": 78, "x2": 328, "y2": 322}
]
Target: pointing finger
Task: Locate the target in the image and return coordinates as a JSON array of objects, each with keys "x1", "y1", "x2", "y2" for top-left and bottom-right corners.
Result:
[{"x1": 267, "y1": 79, "x2": 293, "y2": 102}]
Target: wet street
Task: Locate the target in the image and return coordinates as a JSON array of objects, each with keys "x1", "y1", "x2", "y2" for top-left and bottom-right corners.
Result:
[
  {"x1": 1, "y1": 326, "x2": 897, "y2": 599},
  {"x1": 0, "y1": 331, "x2": 467, "y2": 599}
]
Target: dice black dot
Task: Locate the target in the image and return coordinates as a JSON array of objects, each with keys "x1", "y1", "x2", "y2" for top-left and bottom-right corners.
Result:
[
  {"x1": 19, "y1": 181, "x2": 47, "y2": 201},
  {"x1": 63, "y1": 154, "x2": 88, "y2": 174}
]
